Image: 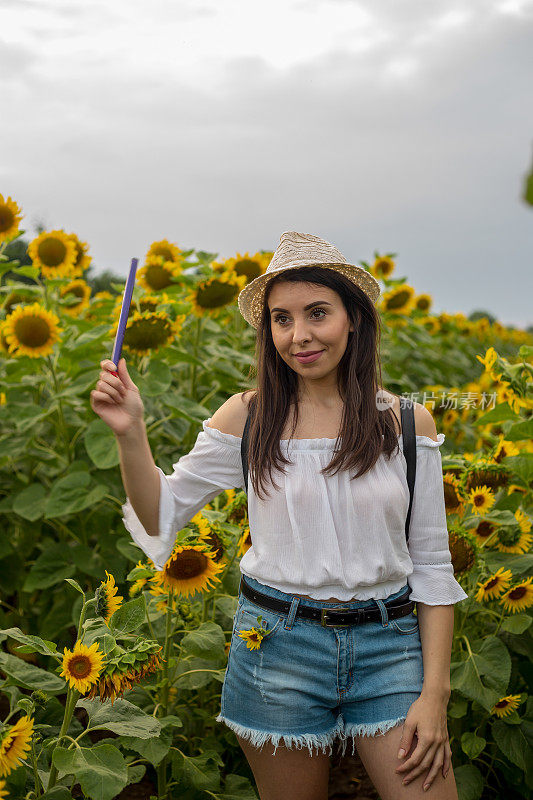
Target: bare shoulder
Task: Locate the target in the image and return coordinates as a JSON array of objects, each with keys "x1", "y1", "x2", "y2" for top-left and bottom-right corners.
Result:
[
  {"x1": 413, "y1": 402, "x2": 438, "y2": 441},
  {"x1": 379, "y1": 390, "x2": 438, "y2": 440},
  {"x1": 205, "y1": 390, "x2": 257, "y2": 438}
]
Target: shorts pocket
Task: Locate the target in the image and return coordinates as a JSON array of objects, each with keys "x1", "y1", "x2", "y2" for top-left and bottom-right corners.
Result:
[
  {"x1": 233, "y1": 598, "x2": 284, "y2": 644},
  {"x1": 390, "y1": 611, "x2": 420, "y2": 635}
]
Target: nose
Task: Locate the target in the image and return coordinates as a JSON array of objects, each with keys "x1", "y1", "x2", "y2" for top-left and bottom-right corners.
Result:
[{"x1": 291, "y1": 317, "x2": 313, "y2": 344}]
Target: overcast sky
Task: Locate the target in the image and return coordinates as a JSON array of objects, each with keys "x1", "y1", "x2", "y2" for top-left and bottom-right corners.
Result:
[{"x1": 1, "y1": 0, "x2": 532, "y2": 327}]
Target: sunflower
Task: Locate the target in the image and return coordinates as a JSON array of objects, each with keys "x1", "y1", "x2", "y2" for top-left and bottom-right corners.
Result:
[
  {"x1": 2, "y1": 302, "x2": 63, "y2": 358},
  {"x1": 59, "y1": 279, "x2": 92, "y2": 317},
  {"x1": 443, "y1": 474, "x2": 464, "y2": 514},
  {"x1": 462, "y1": 462, "x2": 510, "y2": 493},
  {"x1": 472, "y1": 519, "x2": 498, "y2": 547},
  {"x1": 508, "y1": 484, "x2": 527, "y2": 497},
  {"x1": 448, "y1": 529, "x2": 477, "y2": 575},
  {"x1": 494, "y1": 525, "x2": 532, "y2": 555},
  {"x1": 380, "y1": 284, "x2": 416, "y2": 315},
  {"x1": 84, "y1": 291, "x2": 116, "y2": 322},
  {"x1": 441, "y1": 408, "x2": 459, "y2": 432},
  {"x1": 146, "y1": 239, "x2": 183, "y2": 265},
  {"x1": 414, "y1": 293, "x2": 432, "y2": 313},
  {"x1": 185, "y1": 270, "x2": 247, "y2": 318},
  {"x1": 137, "y1": 255, "x2": 183, "y2": 292},
  {"x1": 496, "y1": 383, "x2": 528, "y2": 415},
  {"x1": 237, "y1": 525, "x2": 252, "y2": 557},
  {"x1": 2, "y1": 289, "x2": 36, "y2": 315},
  {"x1": 95, "y1": 571, "x2": 124, "y2": 624},
  {"x1": 129, "y1": 559, "x2": 152, "y2": 597},
  {"x1": 491, "y1": 694, "x2": 522, "y2": 718},
  {"x1": 499, "y1": 577, "x2": 533, "y2": 614},
  {"x1": 108, "y1": 309, "x2": 184, "y2": 358},
  {"x1": 0, "y1": 715, "x2": 34, "y2": 777},
  {"x1": 238, "y1": 626, "x2": 267, "y2": 651},
  {"x1": 151, "y1": 542, "x2": 225, "y2": 597},
  {"x1": 85, "y1": 639, "x2": 164, "y2": 705},
  {"x1": 59, "y1": 640, "x2": 105, "y2": 693},
  {"x1": 492, "y1": 436, "x2": 520, "y2": 464},
  {"x1": 28, "y1": 230, "x2": 78, "y2": 279},
  {"x1": 195, "y1": 515, "x2": 226, "y2": 562},
  {"x1": 476, "y1": 347, "x2": 500, "y2": 377},
  {"x1": 63, "y1": 232, "x2": 92, "y2": 277},
  {"x1": 111, "y1": 290, "x2": 172, "y2": 322},
  {"x1": 369, "y1": 255, "x2": 395, "y2": 279},
  {"x1": 467, "y1": 485, "x2": 496, "y2": 516},
  {"x1": 0, "y1": 194, "x2": 23, "y2": 245},
  {"x1": 226, "y1": 494, "x2": 249, "y2": 525},
  {"x1": 475, "y1": 567, "x2": 513, "y2": 602},
  {"x1": 419, "y1": 316, "x2": 440, "y2": 335},
  {"x1": 214, "y1": 251, "x2": 270, "y2": 283}
]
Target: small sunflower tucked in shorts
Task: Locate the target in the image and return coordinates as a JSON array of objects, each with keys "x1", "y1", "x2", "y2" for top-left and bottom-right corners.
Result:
[{"x1": 237, "y1": 615, "x2": 272, "y2": 650}]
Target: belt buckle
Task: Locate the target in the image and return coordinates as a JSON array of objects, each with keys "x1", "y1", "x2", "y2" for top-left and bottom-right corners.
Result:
[{"x1": 321, "y1": 608, "x2": 353, "y2": 627}]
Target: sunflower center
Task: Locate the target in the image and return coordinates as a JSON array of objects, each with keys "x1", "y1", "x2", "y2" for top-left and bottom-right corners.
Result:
[
  {"x1": 14, "y1": 314, "x2": 52, "y2": 347},
  {"x1": 387, "y1": 290, "x2": 410, "y2": 309},
  {"x1": 70, "y1": 655, "x2": 91, "y2": 678},
  {"x1": 171, "y1": 550, "x2": 208, "y2": 579},
  {"x1": 473, "y1": 494, "x2": 485, "y2": 507},
  {"x1": 477, "y1": 521, "x2": 494, "y2": 538},
  {"x1": 38, "y1": 237, "x2": 68, "y2": 267},
  {"x1": 197, "y1": 280, "x2": 238, "y2": 309},
  {"x1": 508, "y1": 586, "x2": 526, "y2": 601},
  {"x1": 495, "y1": 699, "x2": 509, "y2": 708},
  {"x1": 0, "y1": 206, "x2": 15, "y2": 232},
  {"x1": 484, "y1": 577, "x2": 499, "y2": 590},
  {"x1": 235, "y1": 259, "x2": 262, "y2": 281}
]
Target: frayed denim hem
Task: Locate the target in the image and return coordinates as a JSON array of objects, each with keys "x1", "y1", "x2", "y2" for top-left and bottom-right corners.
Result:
[
  {"x1": 338, "y1": 715, "x2": 406, "y2": 757},
  {"x1": 215, "y1": 712, "x2": 345, "y2": 757}
]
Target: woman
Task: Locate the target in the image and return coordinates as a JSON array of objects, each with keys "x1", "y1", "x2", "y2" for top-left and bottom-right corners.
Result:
[{"x1": 91, "y1": 231, "x2": 468, "y2": 800}]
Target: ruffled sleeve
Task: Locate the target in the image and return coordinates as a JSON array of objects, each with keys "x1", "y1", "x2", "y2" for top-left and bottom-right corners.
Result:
[
  {"x1": 121, "y1": 418, "x2": 245, "y2": 570},
  {"x1": 402, "y1": 433, "x2": 469, "y2": 605}
]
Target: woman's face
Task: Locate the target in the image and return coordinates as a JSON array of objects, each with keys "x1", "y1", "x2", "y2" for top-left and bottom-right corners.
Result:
[{"x1": 267, "y1": 281, "x2": 354, "y2": 382}]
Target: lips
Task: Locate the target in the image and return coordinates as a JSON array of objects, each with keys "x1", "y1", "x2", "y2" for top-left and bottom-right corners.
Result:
[{"x1": 294, "y1": 350, "x2": 325, "y2": 363}]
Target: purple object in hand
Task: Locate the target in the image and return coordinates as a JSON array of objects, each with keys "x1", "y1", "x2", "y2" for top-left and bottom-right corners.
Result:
[{"x1": 110, "y1": 258, "x2": 138, "y2": 376}]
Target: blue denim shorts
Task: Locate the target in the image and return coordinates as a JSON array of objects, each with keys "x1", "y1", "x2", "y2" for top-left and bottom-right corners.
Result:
[{"x1": 216, "y1": 574, "x2": 424, "y2": 757}]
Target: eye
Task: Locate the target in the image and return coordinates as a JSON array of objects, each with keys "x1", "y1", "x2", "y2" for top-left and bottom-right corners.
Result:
[{"x1": 273, "y1": 308, "x2": 327, "y2": 325}]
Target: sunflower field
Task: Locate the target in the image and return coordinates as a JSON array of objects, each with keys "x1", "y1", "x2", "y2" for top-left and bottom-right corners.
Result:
[{"x1": 0, "y1": 193, "x2": 532, "y2": 800}]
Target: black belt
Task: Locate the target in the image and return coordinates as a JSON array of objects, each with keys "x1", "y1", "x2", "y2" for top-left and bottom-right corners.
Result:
[{"x1": 239, "y1": 577, "x2": 415, "y2": 628}]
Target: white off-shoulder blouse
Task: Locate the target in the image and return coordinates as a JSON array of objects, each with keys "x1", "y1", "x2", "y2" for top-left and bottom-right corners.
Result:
[{"x1": 121, "y1": 418, "x2": 468, "y2": 605}]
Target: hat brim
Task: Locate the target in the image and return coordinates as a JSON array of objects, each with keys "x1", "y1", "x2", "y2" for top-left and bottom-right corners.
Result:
[{"x1": 237, "y1": 262, "x2": 380, "y2": 329}]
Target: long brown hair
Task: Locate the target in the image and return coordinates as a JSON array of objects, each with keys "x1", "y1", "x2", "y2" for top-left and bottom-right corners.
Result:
[{"x1": 243, "y1": 266, "x2": 401, "y2": 500}]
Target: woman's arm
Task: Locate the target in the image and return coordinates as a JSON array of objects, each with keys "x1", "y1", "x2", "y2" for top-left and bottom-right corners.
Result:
[{"x1": 417, "y1": 603, "x2": 453, "y2": 698}]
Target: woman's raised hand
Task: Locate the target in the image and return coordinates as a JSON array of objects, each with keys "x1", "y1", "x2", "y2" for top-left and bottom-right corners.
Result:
[{"x1": 90, "y1": 357, "x2": 145, "y2": 437}]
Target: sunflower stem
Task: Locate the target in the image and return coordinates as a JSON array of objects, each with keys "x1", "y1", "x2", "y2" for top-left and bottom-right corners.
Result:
[
  {"x1": 156, "y1": 587, "x2": 174, "y2": 799},
  {"x1": 47, "y1": 687, "x2": 79, "y2": 790},
  {"x1": 142, "y1": 591, "x2": 157, "y2": 641},
  {"x1": 30, "y1": 734, "x2": 43, "y2": 796},
  {"x1": 45, "y1": 354, "x2": 72, "y2": 463},
  {"x1": 189, "y1": 316, "x2": 203, "y2": 399},
  {"x1": 493, "y1": 605, "x2": 508, "y2": 635}
]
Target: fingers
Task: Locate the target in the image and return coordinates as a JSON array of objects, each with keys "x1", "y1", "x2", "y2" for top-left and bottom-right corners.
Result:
[
  {"x1": 421, "y1": 744, "x2": 446, "y2": 791},
  {"x1": 97, "y1": 360, "x2": 127, "y2": 402},
  {"x1": 397, "y1": 722, "x2": 415, "y2": 760},
  {"x1": 442, "y1": 740, "x2": 451, "y2": 779},
  {"x1": 396, "y1": 737, "x2": 439, "y2": 785}
]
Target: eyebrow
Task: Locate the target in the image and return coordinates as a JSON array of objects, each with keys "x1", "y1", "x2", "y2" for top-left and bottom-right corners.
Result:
[{"x1": 270, "y1": 301, "x2": 333, "y2": 314}]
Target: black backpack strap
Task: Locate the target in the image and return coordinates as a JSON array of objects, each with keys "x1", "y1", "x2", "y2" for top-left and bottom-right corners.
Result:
[
  {"x1": 241, "y1": 406, "x2": 253, "y2": 494},
  {"x1": 400, "y1": 397, "x2": 416, "y2": 546}
]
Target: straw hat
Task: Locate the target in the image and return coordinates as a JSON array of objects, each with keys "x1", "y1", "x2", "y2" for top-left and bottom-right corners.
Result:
[{"x1": 237, "y1": 230, "x2": 380, "y2": 329}]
